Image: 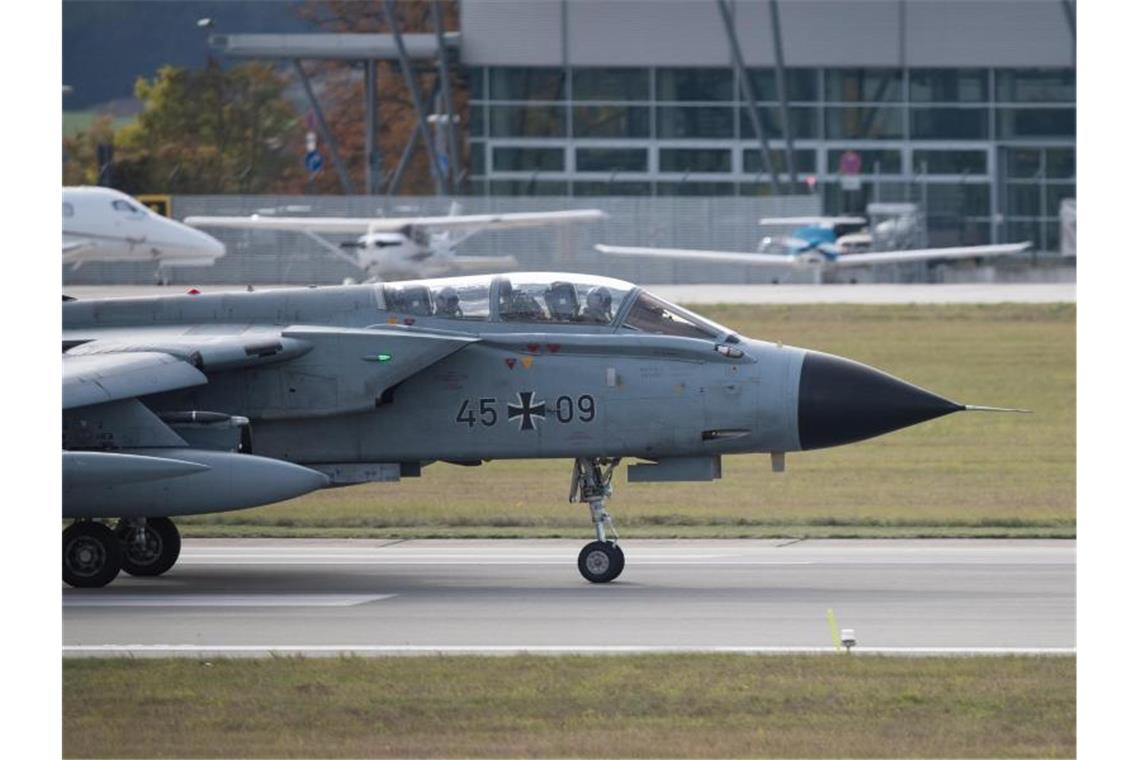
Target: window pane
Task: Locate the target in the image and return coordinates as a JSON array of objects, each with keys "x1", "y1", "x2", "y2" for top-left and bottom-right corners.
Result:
[
  {"x1": 657, "y1": 106, "x2": 734, "y2": 138},
  {"x1": 827, "y1": 148, "x2": 902, "y2": 174},
  {"x1": 1006, "y1": 220, "x2": 1043, "y2": 250},
  {"x1": 924, "y1": 183, "x2": 991, "y2": 217},
  {"x1": 492, "y1": 147, "x2": 564, "y2": 172},
  {"x1": 1005, "y1": 148, "x2": 1043, "y2": 179},
  {"x1": 572, "y1": 68, "x2": 649, "y2": 100},
  {"x1": 573, "y1": 181, "x2": 652, "y2": 196},
  {"x1": 489, "y1": 180, "x2": 569, "y2": 196},
  {"x1": 1046, "y1": 184, "x2": 1076, "y2": 215},
  {"x1": 740, "y1": 106, "x2": 819, "y2": 139},
  {"x1": 469, "y1": 104, "x2": 484, "y2": 137},
  {"x1": 910, "y1": 107, "x2": 989, "y2": 139},
  {"x1": 746, "y1": 68, "x2": 818, "y2": 101},
  {"x1": 1005, "y1": 183, "x2": 1041, "y2": 216},
  {"x1": 996, "y1": 69, "x2": 1075, "y2": 102},
  {"x1": 743, "y1": 148, "x2": 817, "y2": 174},
  {"x1": 1046, "y1": 148, "x2": 1075, "y2": 179},
  {"x1": 912, "y1": 150, "x2": 987, "y2": 175},
  {"x1": 825, "y1": 68, "x2": 903, "y2": 101},
  {"x1": 490, "y1": 67, "x2": 566, "y2": 100},
  {"x1": 997, "y1": 108, "x2": 1075, "y2": 138},
  {"x1": 489, "y1": 105, "x2": 566, "y2": 137},
  {"x1": 572, "y1": 105, "x2": 650, "y2": 138},
  {"x1": 825, "y1": 106, "x2": 904, "y2": 139},
  {"x1": 659, "y1": 148, "x2": 731, "y2": 173},
  {"x1": 909, "y1": 69, "x2": 988, "y2": 102},
  {"x1": 623, "y1": 292, "x2": 721, "y2": 338},
  {"x1": 576, "y1": 148, "x2": 647, "y2": 172},
  {"x1": 467, "y1": 67, "x2": 484, "y2": 100},
  {"x1": 656, "y1": 68, "x2": 734, "y2": 101},
  {"x1": 469, "y1": 142, "x2": 485, "y2": 175},
  {"x1": 656, "y1": 181, "x2": 735, "y2": 196}
]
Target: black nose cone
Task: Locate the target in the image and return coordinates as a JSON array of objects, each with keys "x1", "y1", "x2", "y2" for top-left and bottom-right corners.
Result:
[{"x1": 797, "y1": 351, "x2": 963, "y2": 451}]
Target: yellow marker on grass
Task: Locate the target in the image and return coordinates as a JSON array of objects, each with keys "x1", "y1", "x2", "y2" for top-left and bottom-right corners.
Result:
[{"x1": 827, "y1": 609, "x2": 842, "y2": 652}]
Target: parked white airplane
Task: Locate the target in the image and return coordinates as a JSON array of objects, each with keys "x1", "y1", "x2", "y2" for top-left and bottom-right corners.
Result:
[
  {"x1": 63, "y1": 187, "x2": 226, "y2": 274},
  {"x1": 184, "y1": 206, "x2": 608, "y2": 281},
  {"x1": 598, "y1": 207, "x2": 1029, "y2": 283}
]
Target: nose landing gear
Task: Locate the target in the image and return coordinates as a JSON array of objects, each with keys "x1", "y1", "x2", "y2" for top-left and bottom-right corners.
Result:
[{"x1": 570, "y1": 457, "x2": 624, "y2": 583}]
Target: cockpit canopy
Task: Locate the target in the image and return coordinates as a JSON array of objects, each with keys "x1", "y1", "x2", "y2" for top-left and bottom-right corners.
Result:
[{"x1": 379, "y1": 273, "x2": 728, "y2": 339}]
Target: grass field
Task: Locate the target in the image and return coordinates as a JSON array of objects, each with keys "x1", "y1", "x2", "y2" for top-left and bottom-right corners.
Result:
[
  {"x1": 63, "y1": 654, "x2": 1075, "y2": 758},
  {"x1": 180, "y1": 303, "x2": 1075, "y2": 539}
]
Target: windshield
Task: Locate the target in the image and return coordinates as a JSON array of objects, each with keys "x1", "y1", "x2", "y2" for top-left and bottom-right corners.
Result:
[{"x1": 622, "y1": 291, "x2": 725, "y2": 340}]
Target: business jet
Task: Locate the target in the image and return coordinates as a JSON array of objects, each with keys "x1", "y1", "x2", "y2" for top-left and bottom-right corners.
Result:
[
  {"x1": 184, "y1": 206, "x2": 608, "y2": 281},
  {"x1": 63, "y1": 187, "x2": 226, "y2": 277}
]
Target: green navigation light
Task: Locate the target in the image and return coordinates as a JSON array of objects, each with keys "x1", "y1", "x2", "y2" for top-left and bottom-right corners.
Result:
[{"x1": 376, "y1": 353, "x2": 392, "y2": 362}]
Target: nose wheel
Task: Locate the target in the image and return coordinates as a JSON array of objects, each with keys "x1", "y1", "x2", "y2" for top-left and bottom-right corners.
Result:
[
  {"x1": 114, "y1": 517, "x2": 182, "y2": 577},
  {"x1": 570, "y1": 457, "x2": 624, "y2": 583}
]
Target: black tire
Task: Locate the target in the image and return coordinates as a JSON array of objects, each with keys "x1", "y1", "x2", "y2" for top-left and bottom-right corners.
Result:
[
  {"x1": 63, "y1": 522, "x2": 123, "y2": 588},
  {"x1": 578, "y1": 540, "x2": 624, "y2": 583},
  {"x1": 115, "y1": 517, "x2": 181, "y2": 577}
]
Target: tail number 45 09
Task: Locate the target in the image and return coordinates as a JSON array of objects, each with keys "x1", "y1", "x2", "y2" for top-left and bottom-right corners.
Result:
[{"x1": 455, "y1": 394, "x2": 595, "y2": 428}]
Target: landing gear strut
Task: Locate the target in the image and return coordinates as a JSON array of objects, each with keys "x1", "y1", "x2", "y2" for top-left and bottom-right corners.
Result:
[
  {"x1": 570, "y1": 457, "x2": 624, "y2": 583},
  {"x1": 115, "y1": 517, "x2": 181, "y2": 577},
  {"x1": 63, "y1": 521, "x2": 122, "y2": 588}
]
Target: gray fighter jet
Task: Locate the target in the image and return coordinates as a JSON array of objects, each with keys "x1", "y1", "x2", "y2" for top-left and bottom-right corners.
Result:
[{"x1": 62, "y1": 273, "x2": 1018, "y2": 587}]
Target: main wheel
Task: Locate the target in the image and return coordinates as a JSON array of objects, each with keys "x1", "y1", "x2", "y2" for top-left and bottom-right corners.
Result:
[
  {"x1": 578, "y1": 541, "x2": 624, "y2": 583},
  {"x1": 115, "y1": 517, "x2": 181, "y2": 577},
  {"x1": 63, "y1": 522, "x2": 123, "y2": 588}
]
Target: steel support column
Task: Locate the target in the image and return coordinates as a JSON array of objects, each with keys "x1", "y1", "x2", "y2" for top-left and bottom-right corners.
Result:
[
  {"x1": 430, "y1": 0, "x2": 460, "y2": 192},
  {"x1": 715, "y1": 0, "x2": 781, "y2": 195},
  {"x1": 388, "y1": 78, "x2": 441, "y2": 198},
  {"x1": 382, "y1": 0, "x2": 445, "y2": 196},
  {"x1": 769, "y1": 0, "x2": 799, "y2": 188},
  {"x1": 364, "y1": 58, "x2": 381, "y2": 194},
  {"x1": 293, "y1": 59, "x2": 355, "y2": 194}
]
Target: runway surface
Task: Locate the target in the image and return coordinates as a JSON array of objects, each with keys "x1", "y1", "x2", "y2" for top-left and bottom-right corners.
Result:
[
  {"x1": 63, "y1": 539, "x2": 1074, "y2": 657},
  {"x1": 64, "y1": 282, "x2": 1075, "y2": 305}
]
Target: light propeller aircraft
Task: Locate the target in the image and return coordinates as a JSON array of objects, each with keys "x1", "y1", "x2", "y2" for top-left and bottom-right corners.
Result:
[
  {"x1": 63, "y1": 187, "x2": 226, "y2": 277},
  {"x1": 62, "y1": 272, "x2": 1023, "y2": 587},
  {"x1": 598, "y1": 212, "x2": 1030, "y2": 283},
  {"x1": 184, "y1": 206, "x2": 607, "y2": 281}
]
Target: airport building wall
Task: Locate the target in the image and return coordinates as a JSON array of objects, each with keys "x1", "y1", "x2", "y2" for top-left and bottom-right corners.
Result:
[{"x1": 458, "y1": 0, "x2": 1076, "y2": 253}]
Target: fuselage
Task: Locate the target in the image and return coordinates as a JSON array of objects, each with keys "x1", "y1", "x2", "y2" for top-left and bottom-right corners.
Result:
[
  {"x1": 63, "y1": 273, "x2": 961, "y2": 473},
  {"x1": 63, "y1": 187, "x2": 226, "y2": 268}
]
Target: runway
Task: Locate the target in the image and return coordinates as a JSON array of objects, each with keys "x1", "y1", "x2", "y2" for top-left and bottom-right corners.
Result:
[
  {"x1": 63, "y1": 539, "x2": 1074, "y2": 657},
  {"x1": 63, "y1": 282, "x2": 1075, "y2": 305}
]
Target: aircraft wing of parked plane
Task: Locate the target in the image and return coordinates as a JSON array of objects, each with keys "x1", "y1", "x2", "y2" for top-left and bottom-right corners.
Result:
[
  {"x1": 183, "y1": 209, "x2": 607, "y2": 235},
  {"x1": 595, "y1": 241, "x2": 1031, "y2": 269},
  {"x1": 758, "y1": 215, "x2": 868, "y2": 227}
]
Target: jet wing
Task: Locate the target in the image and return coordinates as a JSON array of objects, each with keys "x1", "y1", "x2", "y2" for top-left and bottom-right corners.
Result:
[
  {"x1": 595, "y1": 244, "x2": 794, "y2": 267},
  {"x1": 64, "y1": 352, "x2": 208, "y2": 410},
  {"x1": 184, "y1": 209, "x2": 607, "y2": 236},
  {"x1": 829, "y1": 241, "x2": 1031, "y2": 268}
]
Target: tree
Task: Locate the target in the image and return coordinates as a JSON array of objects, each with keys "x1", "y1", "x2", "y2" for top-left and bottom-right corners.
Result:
[
  {"x1": 294, "y1": 0, "x2": 469, "y2": 195},
  {"x1": 64, "y1": 62, "x2": 306, "y2": 194}
]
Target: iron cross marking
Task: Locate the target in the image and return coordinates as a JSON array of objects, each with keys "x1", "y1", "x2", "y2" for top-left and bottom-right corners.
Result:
[{"x1": 507, "y1": 391, "x2": 547, "y2": 431}]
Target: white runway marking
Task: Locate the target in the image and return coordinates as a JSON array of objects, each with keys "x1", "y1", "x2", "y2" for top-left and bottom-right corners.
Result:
[
  {"x1": 63, "y1": 594, "x2": 393, "y2": 608},
  {"x1": 62, "y1": 644, "x2": 1076, "y2": 657}
]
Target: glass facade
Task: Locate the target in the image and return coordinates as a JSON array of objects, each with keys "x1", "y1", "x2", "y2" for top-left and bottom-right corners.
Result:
[{"x1": 466, "y1": 64, "x2": 1076, "y2": 251}]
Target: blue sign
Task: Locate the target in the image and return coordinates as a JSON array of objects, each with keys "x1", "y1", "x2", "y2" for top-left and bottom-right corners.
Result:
[{"x1": 305, "y1": 150, "x2": 323, "y2": 174}]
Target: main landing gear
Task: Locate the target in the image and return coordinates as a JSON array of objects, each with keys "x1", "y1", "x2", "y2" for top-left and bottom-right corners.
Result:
[
  {"x1": 62, "y1": 517, "x2": 182, "y2": 588},
  {"x1": 570, "y1": 457, "x2": 625, "y2": 583}
]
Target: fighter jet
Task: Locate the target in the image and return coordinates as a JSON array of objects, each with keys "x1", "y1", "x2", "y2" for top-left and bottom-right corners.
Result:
[
  {"x1": 63, "y1": 187, "x2": 226, "y2": 276},
  {"x1": 183, "y1": 206, "x2": 607, "y2": 281},
  {"x1": 62, "y1": 273, "x2": 1021, "y2": 587}
]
